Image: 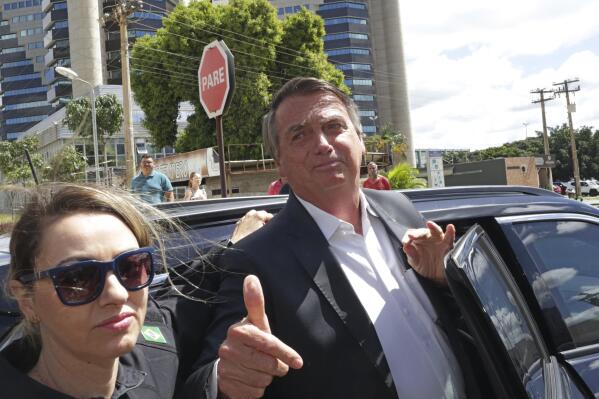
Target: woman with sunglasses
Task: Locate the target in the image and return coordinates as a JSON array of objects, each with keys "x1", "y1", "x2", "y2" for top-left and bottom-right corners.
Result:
[{"x1": 0, "y1": 184, "x2": 271, "y2": 398}]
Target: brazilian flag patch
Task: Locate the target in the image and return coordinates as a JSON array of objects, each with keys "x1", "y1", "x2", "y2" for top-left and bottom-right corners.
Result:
[{"x1": 141, "y1": 326, "x2": 167, "y2": 344}]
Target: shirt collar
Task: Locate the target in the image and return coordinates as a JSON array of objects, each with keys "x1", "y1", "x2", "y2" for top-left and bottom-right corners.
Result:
[{"x1": 296, "y1": 190, "x2": 379, "y2": 240}]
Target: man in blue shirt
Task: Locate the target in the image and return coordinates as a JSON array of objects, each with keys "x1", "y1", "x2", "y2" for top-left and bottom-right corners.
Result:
[{"x1": 131, "y1": 154, "x2": 174, "y2": 204}]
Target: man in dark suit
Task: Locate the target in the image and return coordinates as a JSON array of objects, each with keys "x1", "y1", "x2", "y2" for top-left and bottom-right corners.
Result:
[{"x1": 184, "y1": 78, "x2": 471, "y2": 399}]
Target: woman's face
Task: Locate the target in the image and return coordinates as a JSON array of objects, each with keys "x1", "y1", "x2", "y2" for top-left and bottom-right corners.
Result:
[
  {"x1": 191, "y1": 174, "x2": 201, "y2": 187},
  {"x1": 24, "y1": 212, "x2": 147, "y2": 364}
]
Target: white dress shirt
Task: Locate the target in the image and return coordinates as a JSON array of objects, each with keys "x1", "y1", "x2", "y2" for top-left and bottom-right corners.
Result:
[{"x1": 297, "y1": 192, "x2": 465, "y2": 399}]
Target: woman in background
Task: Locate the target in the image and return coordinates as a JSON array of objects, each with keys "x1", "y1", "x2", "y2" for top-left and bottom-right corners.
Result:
[{"x1": 184, "y1": 172, "x2": 207, "y2": 201}]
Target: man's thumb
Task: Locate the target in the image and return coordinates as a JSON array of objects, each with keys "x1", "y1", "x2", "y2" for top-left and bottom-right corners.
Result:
[{"x1": 243, "y1": 275, "x2": 271, "y2": 333}]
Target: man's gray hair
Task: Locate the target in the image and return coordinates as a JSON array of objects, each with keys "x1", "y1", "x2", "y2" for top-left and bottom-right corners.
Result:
[{"x1": 262, "y1": 77, "x2": 363, "y2": 160}]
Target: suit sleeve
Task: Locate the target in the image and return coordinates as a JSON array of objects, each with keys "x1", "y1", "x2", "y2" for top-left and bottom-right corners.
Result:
[{"x1": 180, "y1": 247, "x2": 257, "y2": 399}]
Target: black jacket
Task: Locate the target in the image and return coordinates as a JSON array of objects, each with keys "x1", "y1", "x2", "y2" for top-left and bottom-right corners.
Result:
[
  {"x1": 184, "y1": 190, "x2": 488, "y2": 399},
  {"x1": 0, "y1": 296, "x2": 180, "y2": 399}
]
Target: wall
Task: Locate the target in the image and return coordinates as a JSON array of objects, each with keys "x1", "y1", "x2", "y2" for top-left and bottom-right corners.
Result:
[
  {"x1": 444, "y1": 158, "x2": 507, "y2": 186},
  {"x1": 505, "y1": 157, "x2": 540, "y2": 187},
  {"x1": 205, "y1": 171, "x2": 280, "y2": 198}
]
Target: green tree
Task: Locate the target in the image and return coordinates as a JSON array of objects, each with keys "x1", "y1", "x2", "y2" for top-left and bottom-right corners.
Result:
[
  {"x1": 365, "y1": 123, "x2": 407, "y2": 162},
  {"x1": 63, "y1": 93, "x2": 124, "y2": 166},
  {"x1": 43, "y1": 145, "x2": 88, "y2": 182},
  {"x1": 383, "y1": 163, "x2": 426, "y2": 189},
  {"x1": 131, "y1": 0, "x2": 346, "y2": 153},
  {"x1": 0, "y1": 136, "x2": 44, "y2": 183}
]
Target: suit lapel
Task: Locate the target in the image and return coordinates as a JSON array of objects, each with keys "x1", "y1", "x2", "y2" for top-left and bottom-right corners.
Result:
[{"x1": 281, "y1": 194, "x2": 395, "y2": 393}]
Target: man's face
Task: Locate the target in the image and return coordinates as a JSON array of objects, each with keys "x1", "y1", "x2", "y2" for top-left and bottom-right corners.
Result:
[
  {"x1": 140, "y1": 157, "x2": 154, "y2": 176},
  {"x1": 368, "y1": 163, "x2": 378, "y2": 178},
  {"x1": 275, "y1": 92, "x2": 365, "y2": 204}
]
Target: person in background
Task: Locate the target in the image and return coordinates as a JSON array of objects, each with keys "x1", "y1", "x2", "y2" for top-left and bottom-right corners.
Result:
[
  {"x1": 131, "y1": 154, "x2": 174, "y2": 204},
  {"x1": 184, "y1": 172, "x2": 207, "y2": 201},
  {"x1": 267, "y1": 176, "x2": 288, "y2": 195},
  {"x1": 363, "y1": 161, "x2": 391, "y2": 190}
]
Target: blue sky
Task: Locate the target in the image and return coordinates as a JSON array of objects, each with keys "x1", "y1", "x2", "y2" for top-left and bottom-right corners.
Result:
[{"x1": 401, "y1": 0, "x2": 599, "y2": 150}]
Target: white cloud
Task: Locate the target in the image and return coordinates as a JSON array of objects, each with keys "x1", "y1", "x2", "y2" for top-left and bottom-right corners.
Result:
[{"x1": 401, "y1": 0, "x2": 599, "y2": 150}]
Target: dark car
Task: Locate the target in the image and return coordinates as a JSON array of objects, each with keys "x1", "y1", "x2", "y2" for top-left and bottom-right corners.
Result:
[{"x1": 1, "y1": 187, "x2": 599, "y2": 398}]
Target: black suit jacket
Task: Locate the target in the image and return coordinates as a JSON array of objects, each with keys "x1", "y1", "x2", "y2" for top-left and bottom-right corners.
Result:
[{"x1": 184, "y1": 190, "x2": 483, "y2": 399}]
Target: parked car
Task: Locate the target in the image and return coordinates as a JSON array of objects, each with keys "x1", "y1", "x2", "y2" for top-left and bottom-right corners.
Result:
[
  {"x1": 2, "y1": 187, "x2": 599, "y2": 398},
  {"x1": 564, "y1": 179, "x2": 599, "y2": 196}
]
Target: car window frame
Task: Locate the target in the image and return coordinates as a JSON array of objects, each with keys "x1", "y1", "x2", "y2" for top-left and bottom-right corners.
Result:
[{"x1": 446, "y1": 223, "x2": 595, "y2": 398}]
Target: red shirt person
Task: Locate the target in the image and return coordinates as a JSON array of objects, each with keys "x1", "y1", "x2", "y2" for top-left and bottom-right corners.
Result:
[
  {"x1": 363, "y1": 162, "x2": 391, "y2": 190},
  {"x1": 268, "y1": 177, "x2": 288, "y2": 195}
]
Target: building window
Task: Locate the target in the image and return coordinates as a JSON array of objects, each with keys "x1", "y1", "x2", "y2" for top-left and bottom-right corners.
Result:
[
  {"x1": 28, "y1": 41, "x2": 43, "y2": 49},
  {"x1": 1, "y1": 59, "x2": 32, "y2": 68},
  {"x1": 324, "y1": 17, "x2": 367, "y2": 26},
  {"x1": 56, "y1": 58, "x2": 70, "y2": 67},
  {"x1": 0, "y1": 20, "x2": 8, "y2": 26},
  {"x1": 129, "y1": 11, "x2": 164, "y2": 20},
  {"x1": 326, "y1": 48, "x2": 370, "y2": 57},
  {"x1": 337, "y1": 63, "x2": 371, "y2": 71},
  {"x1": 345, "y1": 79, "x2": 373, "y2": 86},
  {"x1": 5, "y1": 115, "x2": 46, "y2": 125},
  {"x1": 4, "y1": 86, "x2": 46, "y2": 96},
  {"x1": 324, "y1": 32, "x2": 368, "y2": 41},
  {"x1": 20, "y1": 27, "x2": 43, "y2": 37},
  {"x1": 53, "y1": 2, "x2": 67, "y2": 10},
  {"x1": 359, "y1": 110, "x2": 376, "y2": 117},
  {"x1": 353, "y1": 94, "x2": 375, "y2": 101},
  {"x1": 11, "y1": 12, "x2": 43, "y2": 23},
  {"x1": 55, "y1": 39, "x2": 69, "y2": 48},
  {"x1": 3, "y1": 72, "x2": 40, "y2": 82},
  {"x1": 319, "y1": 2, "x2": 366, "y2": 11},
  {"x1": 0, "y1": 46, "x2": 24, "y2": 54},
  {"x1": 54, "y1": 20, "x2": 68, "y2": 29},
  {"x1": 362, "y1": 125, "x2": 377, "y2": 133},
  {"x1": 35, "y1": 55, "x2": 44, "y2": 63},
  {"x1": 4, "y1": 100, "x2": 48, "y2": 110},
  {"x1": 3, "y1": 0, "x2": 40, "y2": 10},
  {"x1": 127, "y1": 30, "x2": 155, "y2": 38}
]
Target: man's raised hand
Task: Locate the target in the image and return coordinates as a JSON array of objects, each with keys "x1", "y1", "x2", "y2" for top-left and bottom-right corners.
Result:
[
  {"x1": 217, "y1": 275, "x2": 303, "y2": 399},
  {"x1": 402, "y1": 221, "x2": 456, "y2": 284}
]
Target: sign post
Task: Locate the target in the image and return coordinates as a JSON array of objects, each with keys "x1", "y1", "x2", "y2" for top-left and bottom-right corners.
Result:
[
  {"x1": 426, "y1": 150, "x2": 445, "y2": 188},
  {"x1": 198, "y1": 40, "x2": 235, "y2": 197}
]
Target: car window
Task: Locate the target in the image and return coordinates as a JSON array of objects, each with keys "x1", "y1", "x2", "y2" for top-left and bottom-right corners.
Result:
[
  {"x1": 449, "y1": 227, "x2": 545, "y2": 396},
  {"x1": 510, "y1": 220, "x2": 599, "y2": 349}
]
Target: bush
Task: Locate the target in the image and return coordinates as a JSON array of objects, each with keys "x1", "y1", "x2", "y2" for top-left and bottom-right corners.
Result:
[{"x1": 384, "y1": 163, "x2": 426, "y2": 189}]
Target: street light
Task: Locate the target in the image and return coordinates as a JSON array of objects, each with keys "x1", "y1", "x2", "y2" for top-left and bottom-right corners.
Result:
[
  {"x1": 55, "y1": 66, "x2": 100, "y2": 184},
  {"x1": 523, "y1": 122, "x2": 529, "y2": 139}
]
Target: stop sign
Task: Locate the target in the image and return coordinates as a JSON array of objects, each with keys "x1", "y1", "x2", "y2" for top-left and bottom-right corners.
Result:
[{"x1": 198, "y1": 40, "x2": 235, "y2": 118}]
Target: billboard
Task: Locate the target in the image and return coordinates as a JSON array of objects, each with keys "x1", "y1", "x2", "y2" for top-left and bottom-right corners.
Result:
[{"x1": 153, "y1": 147, "x2": 221, "y2": 183}]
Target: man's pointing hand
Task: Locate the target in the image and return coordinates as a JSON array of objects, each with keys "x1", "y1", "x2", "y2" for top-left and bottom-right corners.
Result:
[{"x1": 217, "y1": 275, "x2": 303, "y2": 399}]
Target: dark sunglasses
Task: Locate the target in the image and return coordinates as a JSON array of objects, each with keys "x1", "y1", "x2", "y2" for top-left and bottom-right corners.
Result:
[{"x1": 18, "y1": 247, "x2": 155, "y2": 306}]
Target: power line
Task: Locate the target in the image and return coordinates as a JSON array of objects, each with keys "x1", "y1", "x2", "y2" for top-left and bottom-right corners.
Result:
[{"x1": 137, "y1": 0, "x2": 410, "y2": 83}]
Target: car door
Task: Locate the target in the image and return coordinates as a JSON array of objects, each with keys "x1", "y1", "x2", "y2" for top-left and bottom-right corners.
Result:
[
  {"x1": 446, "y1": 224, "x2": 589, "y2": 399},
  {"x1": 498, "y1": 213, "x2": 599, "y2": 397}
]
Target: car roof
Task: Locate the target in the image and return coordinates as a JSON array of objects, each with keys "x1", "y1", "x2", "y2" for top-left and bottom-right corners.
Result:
[
  {"x1": 401, "y1": 185, "x2": 599, "y2": 222},
  {"x1": 158, "y1": 185, "x2": 599, "y2": 225}
]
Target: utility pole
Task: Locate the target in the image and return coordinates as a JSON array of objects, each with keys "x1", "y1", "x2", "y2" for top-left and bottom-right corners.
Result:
[
  {"x1": 531, "y1": 88, "x2": 554, "y2": 190},
  {"x1": 553, "y1": 79, "x2": 581, "y2": 198},
  {"x1": 103, "y1": 0, "x2": 143, "y2": 186}
]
